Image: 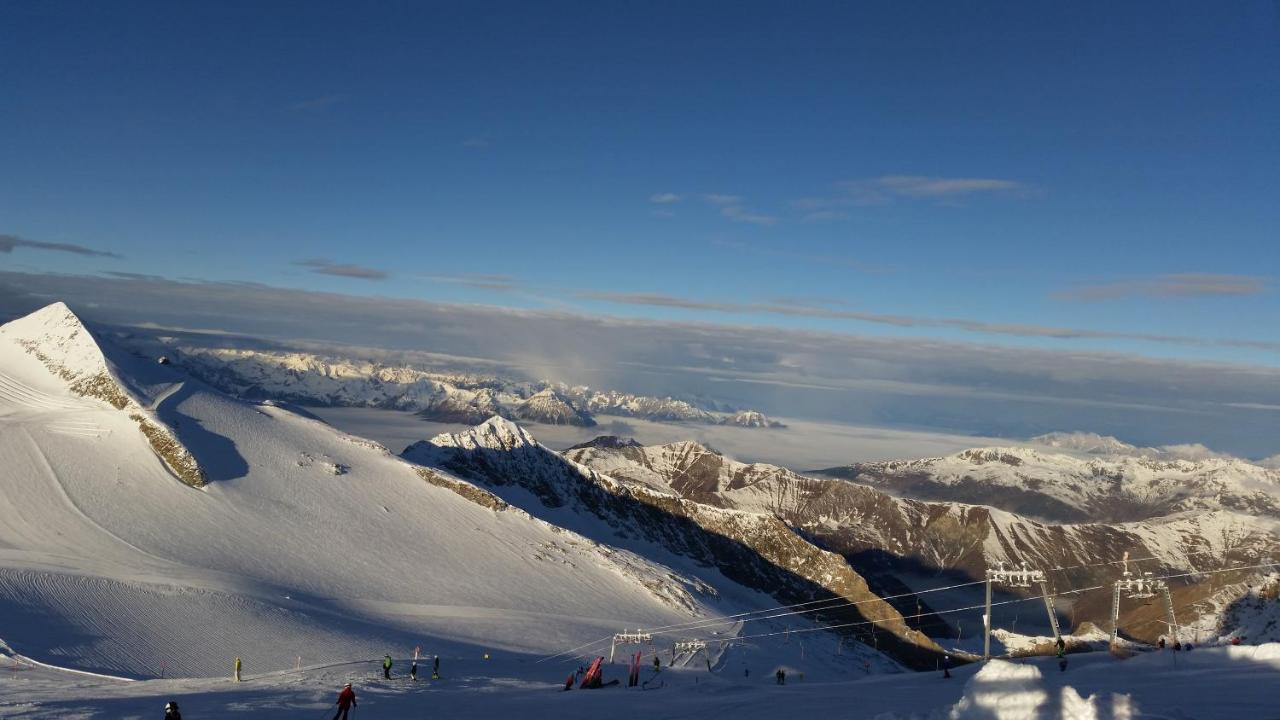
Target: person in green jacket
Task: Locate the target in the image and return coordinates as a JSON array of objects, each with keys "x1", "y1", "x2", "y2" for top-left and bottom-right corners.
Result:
[
  {"x1": 382, "y1": 654, "x2": 392, "y2": 679},
  {"x1": 234, "y1": 657, "x2": 242, "y2": 682}
]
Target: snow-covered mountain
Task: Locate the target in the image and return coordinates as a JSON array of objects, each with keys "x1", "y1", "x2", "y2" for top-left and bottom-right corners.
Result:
[
  {"x1": 0, "y1": 302, "x2": 878, "y2": 680},
  {"x1": 124, "y1": 342, "x2": 774, "y2": 428},
  {"x1": 818, "y1": 445, "x2": 1280, "y2": 523},
  {"x1": 718, "y1": 409, "x2": 785, "y2": 428},
  {"x1": 566, "y1": 437, "x2": 1280, "y2": 641},
  {"x1": 511, "y1": 387, "x2": 596, "y2": 426},
  {"x1": 403, "y1": 417, "x2": 944, "y2": 668}
]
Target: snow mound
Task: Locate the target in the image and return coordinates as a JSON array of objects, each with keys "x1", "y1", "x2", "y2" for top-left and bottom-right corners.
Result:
[{"x1": 948, "y1": 660, "x2": 1137, "y2": 720}]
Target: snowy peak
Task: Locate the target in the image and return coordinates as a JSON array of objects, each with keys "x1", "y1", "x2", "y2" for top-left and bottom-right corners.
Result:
[
  {"x1": 719, "y1": 409, "x2": 784, "y2": 428},
  {"x1": 0, "y1": 302, "x2": 208, "y2": 487},
  {"x1": 0, "y1": 302, "x2": 131, "y2": 409},
  {"x1": 428, "y1": 414, "x2": 540, "y2": 453},
  {"x1": 821, "y1": 442, "x2": 1280, "y2": 523},
  {"x1": 565, "y1": 435, "x2": 644, "y2": 451},
  {"x1": 511, "y1": 388, "x2": 596, "y2": 427}
]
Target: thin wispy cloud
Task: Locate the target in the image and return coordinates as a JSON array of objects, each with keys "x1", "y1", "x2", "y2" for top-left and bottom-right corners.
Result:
[
  {"x1": 286, "y1": 94, "x2": 347, "y2": 111},
  {"x1": 649, "y1": 192, "x2": 682, "y2": 204},
  {"x1": 295, "y1": 259, "x2": 389, "y2": 280},
  {"x1": 101, "y1": 271, "x2": 167, "y2": 281},
  {"x1": 0, "y1": 233, "x2": 122, "y2": 259},
  {"x1": 578, "y1": 290, "x2": 1280, "y2": 352},
  {"x1": 873, "y1": 175, "x2": 1024, "y2": 198},
  {"x1": 418, "y1": 273, "x2": 516, "y2": 291},
  {"x1": 697, "y1": 194, "x2": 777, "y2": 225},
  {"x1": 719, "y1": 205, "x2": 778, "y2": 226},
  {"x1": 1057, "y1": 273, "x2": 1272, "y2": 301},
  {"x1": 796, "y1": 175, "x2": 1029, "y2": 212}
]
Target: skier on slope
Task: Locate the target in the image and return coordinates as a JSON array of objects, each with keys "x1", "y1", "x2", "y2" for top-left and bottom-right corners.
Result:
[
  {"x1": 163, "y1": 701, "x2": 182, "y2": 720},
  {"x1": 333, "y1": 683, "x2": 357, "y2": 720},
  {"x1": 942, "y1": 655, "x2": 952, "y2": 679},
  {"x1": 652, "y1": 655, "x2": 661, "y2": 673},
  {"x1": 432, "y1": 655, "x2": 441, "y2": 679},
  {"x1": 382, "y1": 654, "x2": 393, "y2": 679},
  {"x1": 410, "y1": 658, "x2": 418, "y2": 681},
  {"x1": 775, "y1": 668, "x2": 786, "y2": 685}
]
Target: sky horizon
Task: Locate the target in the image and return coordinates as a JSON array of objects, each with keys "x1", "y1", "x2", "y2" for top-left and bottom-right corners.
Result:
[{"x1": 3, "y1": 2, "x2": 1279, "y2": 455}]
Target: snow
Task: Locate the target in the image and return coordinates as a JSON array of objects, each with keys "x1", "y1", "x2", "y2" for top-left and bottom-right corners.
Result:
[
  {"x1": 5, "y1": 303, "x2": 1280, "y2": 717},
  {"x1": 0, "y1": 305, "x2": 731, "y2": 679},
  {"x1": 5, "y1": 644, "x2": 1280, "y2": 718}
]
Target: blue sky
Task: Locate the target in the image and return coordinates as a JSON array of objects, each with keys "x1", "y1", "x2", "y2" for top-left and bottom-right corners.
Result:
[{"x1": 2, "y1": 1, "x2": 1278, "y2": 367}]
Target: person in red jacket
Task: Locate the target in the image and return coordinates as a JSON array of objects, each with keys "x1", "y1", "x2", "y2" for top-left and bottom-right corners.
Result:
[{"x1": 333, "y1": 683, "x2": 356, "y2": 720}]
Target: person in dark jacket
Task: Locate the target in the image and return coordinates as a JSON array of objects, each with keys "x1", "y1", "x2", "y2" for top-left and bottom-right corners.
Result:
[
  {"x1": 410, "y1": 659, "x2": 418, "y2": 681},
  {"x1": 775, "y1": 668, "x2": 786, "y2": 685},
  {"x1": 164, "y1": 701, "x2": 182, "y2": 720},
  {"x1": 333, "y1": 683, "x2": 356, "y2": 720},
  {"x1": 943, "y1": 655, "x2": 952, "y2": 679},
  {"x1": 432, "y1": 655, "x2": 440, "y2": 680}
]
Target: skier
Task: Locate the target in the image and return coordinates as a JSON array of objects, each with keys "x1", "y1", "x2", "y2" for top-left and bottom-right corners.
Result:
[
  {"x1": 234, "y1": 656, "x2": 242, "y2": 682},
  {"x1": 410, "y1": 659, "x2": 418, "y2": 681},
  {"x1": 432, "y1": 655, "x2": 441, "y2": 680},
  {"x1": 333, "y1": 683, "x2": 357, "y2": 720},
  {"x1": 1055, "y1": 636, "x2": 1066, "y2": 656},
  {"x1": 943, "y1": 655, "x2": 952, "y2": 679},
  {"x1": 1158, "y1": 637, "x2": 1166, "y2": 650},
  {"x1": 1173, "y1": 641, "x2": 1182, "y2": 651},
  {"x1": 163, "y1": 701, "x2": 182, "y2": 720},
  {"x1": 652, "y1": 655, "x2": 661, "y2": 673},
  {"x1": 775, "y1": 668, "x2": 786, "y2": 685},
  {"x1": 382, "y1": 654, "x2": 393, "y2": 679}
]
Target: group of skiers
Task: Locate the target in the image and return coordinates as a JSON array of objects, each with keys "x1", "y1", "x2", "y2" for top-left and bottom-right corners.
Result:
[
  {"x1": 381, "y1": 653, "x2": 441, "y2": 681},
  {"x1": 1156, "y1": 637, "x2": 1195, "y2": 651}
]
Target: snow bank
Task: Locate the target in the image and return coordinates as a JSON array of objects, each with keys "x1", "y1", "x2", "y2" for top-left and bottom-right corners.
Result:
[
  {"x1": 949, "y1": 661, "x2": 1048, "y2": 719},
  {"x1": 947, "y1": 660, "x2": 1137, "y2": 720}
]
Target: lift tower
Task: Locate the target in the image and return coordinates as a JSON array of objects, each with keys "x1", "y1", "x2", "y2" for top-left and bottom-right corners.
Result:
[
  {"x1": 1110, "y1": 552, "x2": 1179, "y2": 649},
  {"x1": 983, "y1": 562, "x2": 1062, "y2": 660}
]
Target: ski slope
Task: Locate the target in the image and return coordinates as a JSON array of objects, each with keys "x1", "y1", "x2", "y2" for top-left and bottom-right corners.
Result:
[
  {"x1": 4, "y1": 643, "x2": 1280, "y2": 718},
  {"x1": 0, "y1": 304, "x2": 757, "y2": 679}
]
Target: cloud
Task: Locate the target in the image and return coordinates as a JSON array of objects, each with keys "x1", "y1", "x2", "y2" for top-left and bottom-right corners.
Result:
[
  {"x1": 295, "y1": 259, "x2": 389, "y2": 280},
  {"x1": 286, "y1": 94, "x2": 347, "y2": 111},
  {"x1": 417, "y1": 273, "x2": 516, "y2": 291},
  {"x1": 799, "y1": 175, "x2": 1028, "y2": 210},
  {"x1": 0, "y1": 233, "x2": 122, "y2": 259},
  {"x1": 1056, "y1": 273, "x2": 1272, "y2": 301},
  {"x1": 101, "y1": 271, "x2": 168, "y2": 281},
  {"x1": 872, "y1": 175, "x2": 1024, "y2": 198},
  {"x1": 462, "y1": 137, "x2": 490, "y2": 148},
  {"x1": 649, "y1": 192, "x2": 682, "y2": 204},
  {"x1": 578, "y1": 290, "x2": 1280, "y2": 351},
  {"x1": 718, "y1": 205, "x2": 778, "y2": 226},
  {"x1": 4, "y1": 269, "x2": 1280, "y2": 457}
]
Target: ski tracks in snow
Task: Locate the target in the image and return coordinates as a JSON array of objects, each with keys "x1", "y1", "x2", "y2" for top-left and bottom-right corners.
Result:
[{"x1": 0, "y1": 370, "x2": 89, "y2": 412}]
